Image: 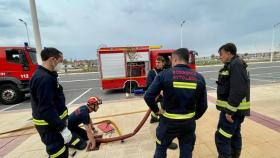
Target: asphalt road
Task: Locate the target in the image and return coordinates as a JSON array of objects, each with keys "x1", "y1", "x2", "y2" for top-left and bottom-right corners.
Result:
[{"x1": 1, "y1": 62, "x2": 280, "y2": 112}]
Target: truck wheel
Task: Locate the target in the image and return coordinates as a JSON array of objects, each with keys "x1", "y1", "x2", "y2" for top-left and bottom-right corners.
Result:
[
  {"x1": 124, "y1": 81, "x2": 138, "y2": 93},
  {"x1": 0, "y1": 84, "x2": 24, "y2": 105}
]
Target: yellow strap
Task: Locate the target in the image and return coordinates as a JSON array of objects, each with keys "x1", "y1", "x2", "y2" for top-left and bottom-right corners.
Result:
[
  {"x1": 163, "y1": 112, "x2": 195, "y2": 120},
  {"x1": 50, "y1": 146, "x2": 66, "y2": 158},
  {"x1": 218, "y1": 128, "x2": 232, "y2": 138},
  {"x1": 173, "y1": 82, "x2": 197, "y2": 89},
  {"x1": 71, "y1": 138, "x2": 80, "y2": 146}
]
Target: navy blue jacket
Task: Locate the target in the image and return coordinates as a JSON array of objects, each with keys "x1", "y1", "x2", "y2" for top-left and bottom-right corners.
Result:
[
  {"x1": 30, "y1": 65, "x2": 67, "y2": 132},
  {"x1": 146, "y1": 69, "x2": 163, "y2": 88},
  {"x1": 144, "y1": 64, "x2": 208, "y2": 120},
  {"x1": 216, "y1": 56, "x2": 250, "y2": 116},
  {"x1": 68, "y1": 105, "x2": 90, "y2": 128}
]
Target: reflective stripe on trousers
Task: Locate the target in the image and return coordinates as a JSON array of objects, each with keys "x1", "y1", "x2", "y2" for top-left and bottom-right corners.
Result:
[{"x1": 50, "y1": 146, "x2": 66, "y2": 158}]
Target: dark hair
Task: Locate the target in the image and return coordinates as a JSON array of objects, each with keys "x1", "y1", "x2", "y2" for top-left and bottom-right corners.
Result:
[
  {"x1": 41, "y1": 47, "x2": 63, "y2": 61},
  {"x1": 156, "y1": 56, "x2": 165, "y2": 62},
  {"x1": 173, "y1": 48, "x2": 189, "y2": 63},
  {"x1": 218, "y1": 43, "x2": 237, "y2": 56}
]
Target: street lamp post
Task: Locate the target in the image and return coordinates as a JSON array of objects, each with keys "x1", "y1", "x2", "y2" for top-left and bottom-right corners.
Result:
[
  {"x1": 271, "y1": 22, "x2": 280, "y2": 62},
  {"x1": 180, "y1": 20, "x2": 186, "y2": 48},
  {"x1": 19, "y1": 19, "x2": 30, "y2": 45}
]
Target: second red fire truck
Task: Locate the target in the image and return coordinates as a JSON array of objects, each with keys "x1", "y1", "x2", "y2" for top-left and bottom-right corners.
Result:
[{"x1": 98, "y1": 45, "x2": 197, "y2": 92}]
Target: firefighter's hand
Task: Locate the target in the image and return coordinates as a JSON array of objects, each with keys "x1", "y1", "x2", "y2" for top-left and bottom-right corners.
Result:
[
  {"x1": 225, "y1": 113, "x2": 234, "y2": 123},
  {"x1": 160, "y1": 90, "x2": 163, "y2": 96},
  {"x1": 156, "y1": 108, "x2": 164, "y2": 115},
  {"x1": 88, "y1": 138, "x2": 96, "y2": 150},
  {"x1": 60, "y1": 127, "x2": 72, "y2": 144}
]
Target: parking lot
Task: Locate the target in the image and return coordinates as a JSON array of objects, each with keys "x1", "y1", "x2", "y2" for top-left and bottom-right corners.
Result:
[{"x1": 1, "y1": 62, "x2": 280, "y2": 112}]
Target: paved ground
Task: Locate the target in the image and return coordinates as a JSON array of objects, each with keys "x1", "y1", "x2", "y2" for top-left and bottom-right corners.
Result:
[
  {"x1": 1, "y1": 62, "x2": 280, "y2": 112},
  {"x1": 0, "y1": 83, "x2": 280, "y2": 158}
]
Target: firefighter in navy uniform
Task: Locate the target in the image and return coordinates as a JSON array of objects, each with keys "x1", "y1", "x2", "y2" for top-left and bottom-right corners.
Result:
[
  {"x1": 215, "y1": 43, "x2": 250, "y2": 158},
  {"x1": 68, "y1": 96, "x2": 102, "y2": 150},
  {"x1": 30, "y1": 48, "x2": 73, "y2": 158},
  {"x1": 144, "y1": 48, "x2": 208, "y2": 158},
  {"x1": 146, "y1": 56, "x2": 178, "y2": 150},
  {"x1": 146, "y1": 56, "x2": 166, "y2": 123}
]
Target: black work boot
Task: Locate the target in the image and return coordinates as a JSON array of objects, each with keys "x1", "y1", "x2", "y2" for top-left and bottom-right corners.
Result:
[
  {"x1": 167, "y1": 142, "x2": 178, "y2": 150},
  {"x1": 150, "y1": 115, "x2": 159, "y2": 123}
]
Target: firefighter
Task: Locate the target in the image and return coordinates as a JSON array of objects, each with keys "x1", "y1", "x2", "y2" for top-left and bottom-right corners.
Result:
[
  {"x1": 144, "y1": 48, "x2": 208, "y2": 158},
  {"x1": 30, "y1": 48, "x2": 72, "y2": 158},
  {"x1": 146, "y1": 56, "x2": 178, "y2": 150},
  {"x1": 215, "y1": 43, "x2": 250, "y2": 158},
  {"x1": 146, "y1": 56, "x2": 165, "y2": 124},
  {"x1": 67, "y1": 96, "x2": 102, "y2": 150}
]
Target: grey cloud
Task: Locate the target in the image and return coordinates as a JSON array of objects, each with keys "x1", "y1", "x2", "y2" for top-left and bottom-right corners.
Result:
[{"x1": 1, "y1": 0, "x2": 280, "y2": 59}]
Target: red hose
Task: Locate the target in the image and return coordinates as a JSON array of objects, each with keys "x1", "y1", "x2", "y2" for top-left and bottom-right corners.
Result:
[{"x1": 95, "y1": 109, "x2": 151, "y2": 143}]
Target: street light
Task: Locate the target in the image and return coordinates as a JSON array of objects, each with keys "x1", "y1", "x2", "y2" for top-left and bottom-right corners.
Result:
[
  {"x1": 180, "y1": 20, "x2": 186, "y2": 48},
  {"x1": 271, "y1": 22, "x2": 280, "y2": 62},
  {"x1": 19, "y1": 19, "x2": 30, "y2": 45}
]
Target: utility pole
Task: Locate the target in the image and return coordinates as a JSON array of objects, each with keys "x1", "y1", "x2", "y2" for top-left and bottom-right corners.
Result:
[
  {"x1": 180, "y1": 20, "x2": 186, "y2": 48},
  {"x1": 29, "y1": 0, "x2": 42, "y2": 64},
  {"x1": 271, "y1": 22, "x2": 280, "y2": 62},
  {"x1": 18, "y1": 19, "x2": 30, "y2": 45}
]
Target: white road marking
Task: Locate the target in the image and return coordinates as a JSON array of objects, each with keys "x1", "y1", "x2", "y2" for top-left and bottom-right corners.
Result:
[
  {"x1": 64, "y1": 88, "x2": 93, "y2": 92},
  {"x1": 60, "y1": 79, "x2": 99, "y2": 83},
  {"x1": 249, "y1": 65, "x2": 280, "y2": 70},
  {"x1": 199, "y1": 65, "x2": 280, "y2": 74},
  {"x1": 250, "y1": 78, "x2": 275, "y2": 82},
  {"x1": 250, "y1": 72, "x2": 280, "y2": 76},
  {"x1": 254, "y1": 75, "x2": 280, "y2": 79},
  {"x1": 59, "y1": 72, "x2": 99, "y2": 76},
  {"x1": 206, "y1": 85, "x2": 217, "y2": 90},
  {"x1": 66, "y1": 88, "x2": 92, "y2": 107},
  {"x1": 0, "y1": 104, "x2": 20, "y2": 112}
]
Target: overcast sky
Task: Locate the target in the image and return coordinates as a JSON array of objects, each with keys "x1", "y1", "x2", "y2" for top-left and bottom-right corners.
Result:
[{"x1": 1, "y1": 0, "x2": 280, "y2": 59}]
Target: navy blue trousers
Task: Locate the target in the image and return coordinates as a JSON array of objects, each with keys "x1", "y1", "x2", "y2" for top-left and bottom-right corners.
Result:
[
  {"x1": 215, "y1": 111, "x2": 245, "y2": 158},
  {"x1": 154, "y1": 118, "x2": 196, "y2": 158},
  {"x1": 38, "y1": 130, "x2": 68, "y2": 158}
]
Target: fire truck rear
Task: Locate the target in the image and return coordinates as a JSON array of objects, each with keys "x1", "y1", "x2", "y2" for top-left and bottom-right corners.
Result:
[{"x1": 98, "y1": 46, "x2": 196, "y2": 92}]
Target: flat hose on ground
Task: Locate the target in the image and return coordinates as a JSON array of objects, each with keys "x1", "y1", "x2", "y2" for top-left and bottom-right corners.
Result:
[
  {"x1": 0, "y1": 109, "x2": 150, "y2": 140},
  {"x1": 95, "y1": 109, "x2": 151, "y2": 143}
]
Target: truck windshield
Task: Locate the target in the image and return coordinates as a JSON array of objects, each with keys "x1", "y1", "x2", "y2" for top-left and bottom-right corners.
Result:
[{"x1": 28, "y1": 49, "x2": 38, "y2": 64}]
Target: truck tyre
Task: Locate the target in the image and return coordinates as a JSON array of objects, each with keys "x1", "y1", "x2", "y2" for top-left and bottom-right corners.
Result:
[
  {"x1": 0, "y1": 84, "x2": 24, "y2": 105},
  {"x1": 124, "y1": 81, "x2": 138, "y2": 93}
]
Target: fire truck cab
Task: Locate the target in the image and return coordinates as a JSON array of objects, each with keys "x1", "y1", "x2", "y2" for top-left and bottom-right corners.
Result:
[
  {"x1": 0, "y1": 44, "x2": 38, "y2": 104},
  {"x1": 98, "y1": 46, "x2": 196, "y2": 92}
]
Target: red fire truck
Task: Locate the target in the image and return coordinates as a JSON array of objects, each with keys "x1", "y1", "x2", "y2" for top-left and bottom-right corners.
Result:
[
  {"x1": 98, "y1": 46, "x2": 196, "y2": 92},
  {"x1": 0, "y1": 44, "x2": 38, "y2": 104}
]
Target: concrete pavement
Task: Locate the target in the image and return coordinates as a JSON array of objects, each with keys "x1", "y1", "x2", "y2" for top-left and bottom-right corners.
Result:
[{"x1": 1, "y1": 83, "x2": 280, "y2": 158}]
